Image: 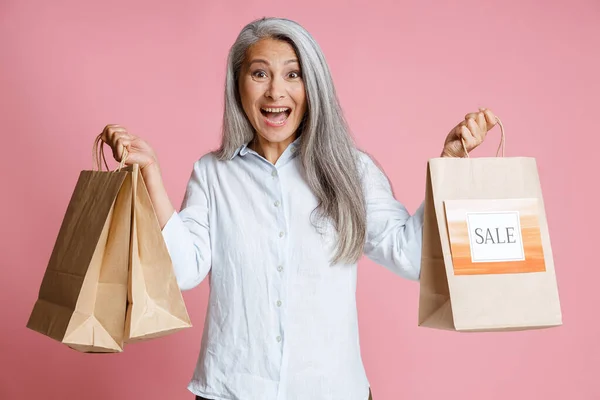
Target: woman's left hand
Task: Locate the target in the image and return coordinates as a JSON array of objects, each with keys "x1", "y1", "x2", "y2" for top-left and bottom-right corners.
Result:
[{"x1": 441, "y1": 108, "x2": 498, "y2": 157}]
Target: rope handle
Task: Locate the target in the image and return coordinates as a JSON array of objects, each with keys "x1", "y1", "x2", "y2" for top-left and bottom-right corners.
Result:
[
  {"x1": 461, "y1": 116, "x2": 505, "y2": 158},
  {"x1": 93, "y1": 133, "x2": 128, "y2": 172}
]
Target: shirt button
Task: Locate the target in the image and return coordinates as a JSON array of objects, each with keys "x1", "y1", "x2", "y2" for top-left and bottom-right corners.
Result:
[
  {"x1": 274, "y1": 200, "x2": 280, "y2": 207},
  {"x1": 272, "y1": 170, "x2": 278, "y2": 177},
  {"x1": 276, "y1": 336, "x2": 282, "y2": 343},
  {"x1": 277, "y1": 265, "x2": 283, "y2": 272},
  {"x1": 279, "y1": 231, "x2": 285, "y2": 238},
  {"x1": 276, "y1": 300, "x2": 282, "y2": 307}
]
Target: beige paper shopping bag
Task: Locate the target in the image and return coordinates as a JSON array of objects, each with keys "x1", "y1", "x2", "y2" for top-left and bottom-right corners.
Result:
[
  {"x1": 124, "y1": 162, "x2": 192, "y2": 342},
  {"x1": 27, "y1": 136, "x2": 191, "y2": 352},
  {"x1": 418, "y1": 119, "x2": 562, "y2": 331}
]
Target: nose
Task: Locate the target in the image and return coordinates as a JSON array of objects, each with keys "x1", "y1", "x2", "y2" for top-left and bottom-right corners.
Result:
[{"x1": 265, "y1": 75, "x2": 286, "y2": 100}]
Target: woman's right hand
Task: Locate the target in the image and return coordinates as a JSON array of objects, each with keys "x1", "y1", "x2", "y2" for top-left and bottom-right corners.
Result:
[
  {"x1": 100, "y1": 124, "x2": 157, "y2": 170},
  {"x1": 101, "y1": 124, "x2": 175, "y2": 228}
]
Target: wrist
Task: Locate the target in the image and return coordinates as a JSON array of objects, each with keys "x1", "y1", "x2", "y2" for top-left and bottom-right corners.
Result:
[{"x1": 140, "y1": 159, "x2": 161, "y2": 180}]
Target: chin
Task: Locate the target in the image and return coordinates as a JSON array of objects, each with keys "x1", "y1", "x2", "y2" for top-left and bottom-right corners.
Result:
[{"x1": 257, "y1": 131, "x2": 296, "y2": 144}]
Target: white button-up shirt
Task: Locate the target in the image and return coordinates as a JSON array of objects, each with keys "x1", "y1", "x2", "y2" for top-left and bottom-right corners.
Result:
[{"x1": 162, "y1": 138, "x2": 424, "y2": 400}]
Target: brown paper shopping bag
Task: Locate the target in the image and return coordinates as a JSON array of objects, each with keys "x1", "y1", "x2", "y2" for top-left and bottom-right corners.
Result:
[
  {"x1": 26, "y1": 138, "x2": 132, "y2": 352},
  {"x1": 27, "y1": 136, "x2": 191, "y2": 352},
  {"x1": 418, "y1": 119, "x2": 562, "y2": 332}
]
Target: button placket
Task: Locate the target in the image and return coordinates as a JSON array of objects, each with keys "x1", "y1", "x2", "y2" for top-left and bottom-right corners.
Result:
[{"x1": 271, "y1": 166, "x2": 287, "y2": 349}]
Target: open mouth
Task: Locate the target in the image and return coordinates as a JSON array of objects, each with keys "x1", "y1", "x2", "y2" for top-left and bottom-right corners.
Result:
[{"x1": 260, "y1": 107, "x2": 291, "y2": 127}]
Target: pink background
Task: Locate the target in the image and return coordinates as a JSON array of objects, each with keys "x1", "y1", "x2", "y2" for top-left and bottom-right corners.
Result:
[{"x1": 1, "y1": 0, "x2": 598, "y2": 399}]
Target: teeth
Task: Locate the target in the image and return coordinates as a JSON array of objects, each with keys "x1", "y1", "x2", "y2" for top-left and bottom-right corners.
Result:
[{"x1": 262, "y1": 107, "x2": 290, "y2": 113}]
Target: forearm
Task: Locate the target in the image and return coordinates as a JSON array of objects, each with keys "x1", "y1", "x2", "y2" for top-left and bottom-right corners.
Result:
[
  {"x1": 141, "y1": 162, "x2": 176, "y2": 229},
  {"x1": 365, "y1": 202, "x2": 425, "y2": 281}
]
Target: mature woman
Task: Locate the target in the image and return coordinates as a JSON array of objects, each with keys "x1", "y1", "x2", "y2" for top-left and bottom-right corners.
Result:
[{"x1": 101, "y1": 17, "x2": 496, "y2": 400}]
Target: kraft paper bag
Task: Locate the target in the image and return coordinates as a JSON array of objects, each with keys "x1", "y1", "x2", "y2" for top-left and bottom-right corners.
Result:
[
  {"x1": 418, "y1": 120, "x2": 562, "y2": 332},
  {"x1": 27, "y1": 136, "x2": 191, "y2": 352},
  {"x1": 124, "y1": 161, "x2": 192, "y2": 342}
]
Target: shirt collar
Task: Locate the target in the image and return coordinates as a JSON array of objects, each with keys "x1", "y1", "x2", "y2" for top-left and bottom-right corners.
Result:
[
  {"x1": 230, "y1": 136, "x2": 301, "y2": 160},
  {"x1": 229, "y1": 143, "x2": 248, "y2": 160}
]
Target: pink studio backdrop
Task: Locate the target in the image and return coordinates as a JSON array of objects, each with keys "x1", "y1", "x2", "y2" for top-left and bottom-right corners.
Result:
[{"x1": 1, "y1": 0, "x2": 598, "y2": 399}]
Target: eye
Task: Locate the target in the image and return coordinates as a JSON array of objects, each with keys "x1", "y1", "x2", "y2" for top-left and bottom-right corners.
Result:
[
  {"x1": 288, "y1": 71, "x2": 301, "y2": 79},
  {"x1": 252, "y1": 70, "x2": 268, "y2": 79}
]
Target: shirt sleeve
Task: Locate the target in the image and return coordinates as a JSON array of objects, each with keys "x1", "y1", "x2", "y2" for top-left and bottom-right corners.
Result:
[
  {"x1": 360, "y1": 152, "x2": 424, "y2": 281},
  {"x1": 161, "y1": 160, "x2": 212, "y2": 291}
]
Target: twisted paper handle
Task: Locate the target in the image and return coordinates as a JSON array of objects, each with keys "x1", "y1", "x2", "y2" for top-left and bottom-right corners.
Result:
[
  {"x1": 93, "y1": 134, "x2": 128, "y2": 172},
  {"x1": 461, "y1": 116, "x2": 505, "y2": 158}
]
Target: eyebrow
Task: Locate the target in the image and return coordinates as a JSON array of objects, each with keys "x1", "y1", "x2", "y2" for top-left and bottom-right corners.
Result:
[{"x1": 248, "y1": 58, "x2": 299, "y2": 67}]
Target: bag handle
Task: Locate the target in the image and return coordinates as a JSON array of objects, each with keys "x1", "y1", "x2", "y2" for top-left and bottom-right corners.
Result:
[
  {"x1": 461, "y1": 116, "x2": 505, "y2": 158},
  {"x1": 93, "y1": 133, "x2": 128, "y2": 172}
]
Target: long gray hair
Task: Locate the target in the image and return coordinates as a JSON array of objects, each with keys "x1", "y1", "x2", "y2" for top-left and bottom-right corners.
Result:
[{"x1": 215, "y1": 17, "x2": 366, "y2": 265}]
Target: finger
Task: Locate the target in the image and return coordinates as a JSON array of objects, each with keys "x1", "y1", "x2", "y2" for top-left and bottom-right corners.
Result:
[
  {"x1": 466, "y1": 111, "x2": 487, "y2": 132},
  {"x1": 454, "y1": 121, "x2": 466, "y2": 138},
  {"x1": 108, "y1": 131, "x2": 133, "y2": 149},
  {"x1": 113, "y1": 137, "x2": 132, "y2": 162},
  {"x1": 111, "y1": 142, "x2": 125, "y2": 162},
  {"x1": 466, "y1": 118, "x2": 483, "y2": 143},
  {"x1": 111, "y1": 127, "x2": 136, "y2": 139},
  {"x1": 459, "y1": 125, "x2": 475, "y2": 148},
  {"x1": 476, "y1": 111, "x2": 487, "y2": 133},
  {"x1": 102, "y1": 124, "x2": 124, "y2": 138},
  {"x1": 482, "y1": 109, "x2": 497, "y2": 129},
  {"x1": 465, "y1": 112, "x2": 479, "y2": 121},
  {"x1": 102, "y1": 125, "x2": 129, "y2": 143}
]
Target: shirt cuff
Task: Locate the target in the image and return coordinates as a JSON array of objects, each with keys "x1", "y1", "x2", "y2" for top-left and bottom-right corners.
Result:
[
  {"x1": 161, "y1": 210, "x2": 184, "y2": 258},
  {"x1": 406, "y1": 200, "x2": 426, "y2": 279}
]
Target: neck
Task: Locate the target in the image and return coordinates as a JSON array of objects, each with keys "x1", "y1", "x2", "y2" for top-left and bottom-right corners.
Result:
[{"x1": 251, "y1": 134, "x2": 297, "y2": 164}]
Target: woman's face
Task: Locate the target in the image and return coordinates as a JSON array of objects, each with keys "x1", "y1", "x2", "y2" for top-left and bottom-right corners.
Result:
[{"x1": 238, "y1": 38, "x2": 307, "y2": 147}]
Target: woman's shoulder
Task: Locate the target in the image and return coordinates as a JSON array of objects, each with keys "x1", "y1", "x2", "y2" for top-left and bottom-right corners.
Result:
[
  {"x1": 194, "y1": 149, "x2": 219, "y2": 164},
  {"x1": 188, "y1": 149, "x2": 247, "y2": 181},
  {"x1": 189, "y1": 150, "x2": 222, "y2": 171},
  {"x1": 353, "y1": 148, "x2": 392, "y2": 190},
  {"x1": 180, "y1": 151, "x2": 220, "y2": 187},
  {"x1": 354, "y1": 148, "x2": 381, "y2": 176}
]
